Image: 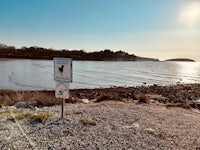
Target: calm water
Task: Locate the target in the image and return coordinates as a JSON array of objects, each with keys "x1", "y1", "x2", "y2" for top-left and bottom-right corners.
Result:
[{"x1": 0, "y1": 59, "x2": 200, "y2": 90}]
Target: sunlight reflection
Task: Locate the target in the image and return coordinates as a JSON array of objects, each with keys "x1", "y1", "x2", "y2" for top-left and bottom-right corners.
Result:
[{"x1": 176, "y1": 62, "x2": 200, "y2": 83}]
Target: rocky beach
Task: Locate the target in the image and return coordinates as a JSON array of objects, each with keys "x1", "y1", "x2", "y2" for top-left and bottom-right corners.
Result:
[{"x1": 0, "y1": 84, "x2": 200, "y2": 149}]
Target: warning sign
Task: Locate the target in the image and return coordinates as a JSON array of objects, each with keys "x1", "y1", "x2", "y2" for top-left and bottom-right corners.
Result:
[
  {"x1": 55, "y1": 82, "x2": 69, "y2": 99},
  {"x1": 54, "y1": 58, "x2": 72, "y2": 82}
]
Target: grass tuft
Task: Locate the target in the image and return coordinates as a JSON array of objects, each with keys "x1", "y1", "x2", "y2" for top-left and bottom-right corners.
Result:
[
  {"x1": 26, "y1": 112, "x2": 52, "y2": 123},
  {"x1": 10, "y1": 109, "x2": 22, "y2": 114},
  {"x1": 7, "y1": 113, "x2": 26, "y2": 121},
  {"x1": 166, "y1": 102, "x2": 192, "y2": 109},
  {"x1": 66, "y1": 110, "x2": 84, "y2": 116},
  {"x1": 6, "y1": 111, "x2": 52, "y2": 123},
  {"x1": 79, "y1": 118, "x2": 97, "y2": 126}
]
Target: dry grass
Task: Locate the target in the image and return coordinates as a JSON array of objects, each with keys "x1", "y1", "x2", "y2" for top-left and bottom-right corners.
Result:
[
  {"x1": 65, "y1": 110, "x2": 84, "y2": 115},
  {"x1": 136, "y1": 94, "x2": 150, "y2": 104},
  {"x1": 79, "y1": 118, "x2": 97, "y2": 126},
  {"x1": 6, "y1": 110, "x2": 52, "y2": 123},
  {"x1": 26, "y1": 112, "x2": 52, "y2": 123},
  {"x1": 0, "y1": 91, "x2": 61, "y2": 107},
  {"x1": 0, "y1": 89, "x2": 14, "y2": 94},
  {"x1": 96, "y1": 93, "x2": 122, "y2": 102},
  {"x1": 166, "y1": 102, "x2": 192, "y2": 109},
  {"x1": 7, "y1": 113, "x2": 26, "y2": 121},
  {"x1": 0, "y1": 109, "x2": 22, "y2": 115}
]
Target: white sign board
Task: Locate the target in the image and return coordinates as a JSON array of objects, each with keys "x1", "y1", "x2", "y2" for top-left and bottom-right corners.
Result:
[
  {"x1": 54, "y1": 58, "x2": 72, "y2": 82},
  {"x1": 55, "y1": 82, "x2": 69, "y2": 99}
]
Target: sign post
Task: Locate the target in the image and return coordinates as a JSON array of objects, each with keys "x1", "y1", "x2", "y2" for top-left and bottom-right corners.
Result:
[{"x1": 54, "y1": 58, "x2": 72, "y2": 118}]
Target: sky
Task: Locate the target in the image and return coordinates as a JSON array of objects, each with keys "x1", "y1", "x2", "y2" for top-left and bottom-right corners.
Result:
[{"x1": 0, "y1": 0, "x2": 200, "y2": 61}]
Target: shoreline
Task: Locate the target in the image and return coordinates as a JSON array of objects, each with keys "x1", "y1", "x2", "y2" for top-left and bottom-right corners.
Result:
[
  {"x1": 1, "y1": 84, "x2": 200, "y2": 149},
  {"x1": 1, "y1": 83, "x2": 200, "y2": 109}
]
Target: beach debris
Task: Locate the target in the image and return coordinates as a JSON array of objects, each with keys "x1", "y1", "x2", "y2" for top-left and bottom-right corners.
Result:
[
  {"x1": 124, "y1": 122, "x2": 140, "y2": 129},
  {"x1": 145, "y1": 128, "x2": 156, "y2": 134}
]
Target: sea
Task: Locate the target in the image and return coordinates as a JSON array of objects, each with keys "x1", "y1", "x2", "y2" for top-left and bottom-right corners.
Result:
[{"x1": 0, "y1": 59, "x2": 200, "y2": 90}]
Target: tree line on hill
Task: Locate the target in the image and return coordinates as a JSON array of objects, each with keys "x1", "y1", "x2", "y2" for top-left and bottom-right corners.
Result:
[{"x1": 0, "y1": 44, "x2": 159, "y2": 61}]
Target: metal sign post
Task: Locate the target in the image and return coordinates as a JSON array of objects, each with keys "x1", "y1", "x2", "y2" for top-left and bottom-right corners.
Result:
[
  {"x1": 54, "y1": 58, "x2": 72, "y2": 118},
  {"x1": 62, "y1": 98, "x2": 64, "y2": 118},
  {"x1": 55, "y1": 82, "x2": 69, "y2": 118}
]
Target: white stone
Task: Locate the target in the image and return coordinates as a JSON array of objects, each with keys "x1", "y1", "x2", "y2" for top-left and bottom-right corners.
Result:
[{"x1": 81, "y1": 99, "x2": 90, "y2": 104}]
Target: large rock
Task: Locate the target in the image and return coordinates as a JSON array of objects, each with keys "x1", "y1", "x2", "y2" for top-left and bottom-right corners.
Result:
[{"x1": 14, "y1": 101, "x2": 29, "y2": 108}]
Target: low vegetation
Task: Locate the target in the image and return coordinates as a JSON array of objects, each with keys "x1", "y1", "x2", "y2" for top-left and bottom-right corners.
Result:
[
  {"x1": 1, "y1": 85, "x2": 200, "y2": 110},
  {"x1": 7, "y1": 113, "x2": 26, "y2": 121},
  {"x1": 6, "y1": 110, "x2": 52, "y2": 123},
  {"x1": 65, "y1": 110, "x2": 84, "y2": 115},
  {"x1": 26, "y1": 112, "x2": 52, "y2": 123},
  {"x1": 79, "y1": 118, "x2": 97, "y2": 126},
  {"x1": 0, "y1": 89, "x2": 14, "y2": 94},
  {"x1": 0, "y1": 91, "x2": 61, "y2": 107},
  {"x1": 0, "y1": 109, "x2": 22, "y2": 115},
  {"x1": 96, "y1": 95, "x2": 116, "y2": 102},
  {"x1": 166, "y1": 102, "x2": 192, "y2": 109},
  {"x1": 136, "y1": 94, "x2": 150, "y2": 104}
]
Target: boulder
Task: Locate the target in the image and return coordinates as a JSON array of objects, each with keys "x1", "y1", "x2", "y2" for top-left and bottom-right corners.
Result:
[{"x1": 14, "y1": 101, "x2": 29, "y2": 108}]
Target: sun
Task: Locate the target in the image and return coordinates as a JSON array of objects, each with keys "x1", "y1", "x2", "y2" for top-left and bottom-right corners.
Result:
[{"x1": 180, "y1": 2, "x2": 200, "y2": 25}]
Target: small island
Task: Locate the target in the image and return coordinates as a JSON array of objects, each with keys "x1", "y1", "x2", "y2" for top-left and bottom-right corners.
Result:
[{"x1": 165, "y1": 58, "x2": 195, "y2": 62}]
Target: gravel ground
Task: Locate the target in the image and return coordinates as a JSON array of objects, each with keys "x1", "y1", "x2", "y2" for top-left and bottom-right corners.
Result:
[{"x1": 0, "y1": 101, "x2": 200, "y2": 150}]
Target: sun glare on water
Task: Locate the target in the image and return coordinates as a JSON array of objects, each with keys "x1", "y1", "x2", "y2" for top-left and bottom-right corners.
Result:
[{"x1": 180, "y1": 2, "x2": 200, "y2": 25}]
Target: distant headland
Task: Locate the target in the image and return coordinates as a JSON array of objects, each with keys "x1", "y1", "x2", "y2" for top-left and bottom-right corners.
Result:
[
  {"x1": 165, "y1": 58, "x2": 195, "y2": 62},
  {"x1": 0, "y1": 44, "x2": 159, "y2": 61}
]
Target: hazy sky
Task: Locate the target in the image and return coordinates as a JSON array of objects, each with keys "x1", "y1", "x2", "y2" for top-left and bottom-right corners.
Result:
[{"x1": 0, "y1": 0, "x2": 200, "y2": 61}]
